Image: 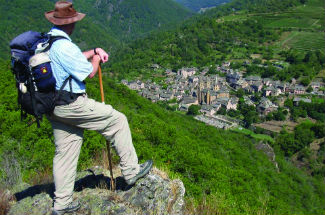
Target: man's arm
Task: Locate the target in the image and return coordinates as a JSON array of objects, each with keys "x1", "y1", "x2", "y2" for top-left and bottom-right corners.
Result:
[
  {"x1": 83, "y1": 48, "x2": 109, "y2": 63},
  {"x1": 83, "y1": 48, "x2": 110, "y2": 79},
  {"x1": 82, "y1": 49, "x2": 96, "y2": 60},
  {"x1": 88, "y1": 55, "x2": 101, "y2": 78}
]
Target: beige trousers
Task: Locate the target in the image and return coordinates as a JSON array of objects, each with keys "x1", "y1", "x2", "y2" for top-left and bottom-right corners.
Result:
[{"x1": 48, "y1": 94, "x2": 139, "y2": 210}]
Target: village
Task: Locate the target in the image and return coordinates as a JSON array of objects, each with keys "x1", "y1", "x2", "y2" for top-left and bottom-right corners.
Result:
[{"x1": 122, "y1": 62, "x2": 324, "y2": 129}]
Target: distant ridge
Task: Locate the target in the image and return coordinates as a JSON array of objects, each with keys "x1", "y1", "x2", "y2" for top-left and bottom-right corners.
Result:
[
  {"x1": 0, "y1": 0, "x2": 192, "y2": 59},
  {"x1": 73, "y1": 0, "x2": 193, "y2": 41},
  {"x1": 174, "y1": 0, "x2": 231, "y2": 12}
]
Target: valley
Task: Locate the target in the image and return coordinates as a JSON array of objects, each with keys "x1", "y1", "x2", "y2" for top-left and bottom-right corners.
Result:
[{"x1": 0, "y1": 0, "x2": 324, "y2": 214}]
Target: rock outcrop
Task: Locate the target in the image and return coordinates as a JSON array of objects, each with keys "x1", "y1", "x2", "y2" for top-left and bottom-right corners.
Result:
[
  {"x1": 8, "y1": 167, "x2": 185, "y2": 215},
  {"x1": 255, "y1": 142, "x2": 279, "y2": 172}
]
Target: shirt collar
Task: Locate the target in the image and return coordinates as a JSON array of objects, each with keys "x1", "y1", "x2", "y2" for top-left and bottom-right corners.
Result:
[{"x1": 48, "y1": 27, "x2": 72, "y2": 41}]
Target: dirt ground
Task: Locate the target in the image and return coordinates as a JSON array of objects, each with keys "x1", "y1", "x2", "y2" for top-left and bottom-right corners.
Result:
[
  {"x1": 254, "y1": 117, "x2": 317, "y2": 133},
  {"x1": 254, "y1": 120, "x2": 298, "y2": 133}
]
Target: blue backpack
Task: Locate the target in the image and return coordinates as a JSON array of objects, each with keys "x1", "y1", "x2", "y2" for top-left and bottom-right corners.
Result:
[{"x1": 10, "y1": 31, "x2": 66, "y2": 127}]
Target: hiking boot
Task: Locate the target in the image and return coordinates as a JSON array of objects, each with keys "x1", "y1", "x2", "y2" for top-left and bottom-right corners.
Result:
[
  {"x1": 51, "y1": 200, "x2": 80, "y2": 215},
  {"x1": 125, "y1": 160, "x2": 153, "y2": 185}
]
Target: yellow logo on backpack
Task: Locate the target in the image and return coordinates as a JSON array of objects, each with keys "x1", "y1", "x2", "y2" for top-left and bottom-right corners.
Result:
[{"x1": 41, "y1": 67, "x2": 48, "y2": 74}]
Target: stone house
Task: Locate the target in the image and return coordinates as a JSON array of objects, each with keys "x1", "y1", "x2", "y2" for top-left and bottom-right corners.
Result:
[
  {"x1": 245, "y1": 76, "x2": 262, "y2": 84},
  {"x1": 165, "y1": 69, "x2": 176, "y2": 76},
  {"x1": 151, "y1": 64, "x2": 160, "y2": 69},
  {"x1": 276, "y1": 83, "x2": 287, "y2": 93},
  {"x1": 188, "y1": 76, "x2": 199, "y2": 83},
  {"x1": 264, "y1": 86, "x2": 281, "y2": 97},
  {"x1": 293, "y1": 97, "x2": 311, "y2": 106},
  {"x1": 294, "y1": 85, "x2": 305, "y2": 95},
  {"x1": 159, "y1": 93, "x2": 174, "y2": 101},
  {"x1": 165, "y1": 78, "x2": 174, "y2": 84},
  {"x1": 257, "y1": 97, "x2": 278, "y2": 115},
  {"x1": 226, "y1": 72, "x2": 242, "y2": 85},
  {"x1": 179, "y1": 96, "x2": 199, "y2": 111},
  {"x1": 310, "y1": 82, "x2": 322, "y2": 91},
  {"x1": 149, "y1": 84, "x2": 160, "y2": 92},
  {"x1": 233, "y1": 79, "x2": 248, "y2": 90},
  {"x1": 177, "y1": 67, "x2": 197, "y2": 78},
  {"x1": 200, "y1": 105, "x2": 216, "y2": 116},
  {"x1": 217, "y1": 88, "x2": 230, "y2": 98},
  {"x1": 179, "y1": 104, "x2": 189, "y2": 112},
  {"x1": 251, "y1": 81, "x2": 264, "y2": 93},
  {"x1": 285, "y1": 86, "x2": 295, "y2": 94},
  {"x1": 136, "y1": 80, "x2": 145, "y2": 89},
  {"x1": 263, "y1": 78, "x2": 272, "y2": 86},
  {"x1": 243, "y1": 96, "x2": 255, "y2": 106},
  {"x1": 228, "y1": 97, "x2": 239, "y2": 110},
  {"x1": 222, "y1": 62, "x2": 231, "y2": 67},
  {"x1": 212, "y1": 103, "x2": 222, "y2": 112},
  {"x1": 169, "y1": 84, "x2": 178, "y2": 93},
  {"x1": 214, "y1": 98, "x2": 233, "y2": 110},
  {"x1": 174, "y1": 92, "x2": 183, "y2": 101},
  {"x1": 128, "y1": 81, "x2": 140, "y2": 90},
  {"x1": 148, "y1": 95, "x2": 159, "y2": 103}
]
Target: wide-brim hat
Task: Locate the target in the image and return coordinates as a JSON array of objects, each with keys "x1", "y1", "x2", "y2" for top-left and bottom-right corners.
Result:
[{"x1": 45, "y1": 1, "x2": 85, "y2": 25}]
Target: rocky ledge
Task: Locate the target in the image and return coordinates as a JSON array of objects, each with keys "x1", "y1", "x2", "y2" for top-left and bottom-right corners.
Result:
[{"x1": 8, "y1": 167, "x2": 185, "y2": 215}]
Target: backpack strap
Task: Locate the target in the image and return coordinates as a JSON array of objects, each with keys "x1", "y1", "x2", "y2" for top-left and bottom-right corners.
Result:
[
  {"x1": 48, "y1": 36, "x2": 67, "y2": 47},
  {"x1": 55, "y1": 75, "x2": 73, "y2": 102},
  {"x1": 27, "y1": 74, "x2": 41, "y2": 128}
]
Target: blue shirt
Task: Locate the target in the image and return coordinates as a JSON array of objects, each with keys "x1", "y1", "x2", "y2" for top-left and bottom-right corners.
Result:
[{"x1": 49, "y1": 27, "x2": 93, "y2": 93}]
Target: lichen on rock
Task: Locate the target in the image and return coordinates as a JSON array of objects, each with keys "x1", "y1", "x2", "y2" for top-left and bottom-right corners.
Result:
[{"x1": 8, "y1": 167, "x2": 185, "y2": 215}]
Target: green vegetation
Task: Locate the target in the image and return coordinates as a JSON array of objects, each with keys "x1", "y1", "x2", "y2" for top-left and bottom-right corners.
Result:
[
  {"x1": 187, "y1": 105, "x2": 200, "y2": 115},
  {"x1": 73, "y1": 0, "x2": 192, "y2": 41},
  {"x1": 0, "y1": 0, "x2": 191, "y2": 59},
  {"x1": 275, "y1": 120, "x2": 325, "y2": 157},
  {"x1": 0, "y1": 0, "x2": 119, "y2": 59},
  {"x1": 108, "y1": 18, "x2": 280, "y2": 80},
  {"x1": 1, "y1": 0, "x2": 325, "y2": 213},
  {"x1": 0, "y1": 61, "x2": 324, "y2": 214},
  {"x1": 107, "y1": 0, "x2": 324, "y2": 83},
  {"x1": 284, "y1": 98, "x2": 325, "y2": 121},
  {"x1": 174, "y1": 0, "x2": 230, "y2": 12},
  {"x1": 231, "y1": 127, "x2": 275, "y2": 143},
  {"x1": 281, "y1": 31, "x2": 325, "y2": 52}
]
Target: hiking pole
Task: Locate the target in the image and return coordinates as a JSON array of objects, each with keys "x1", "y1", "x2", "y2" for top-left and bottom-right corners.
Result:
[{"x1": 98, "y1": 64, "x2": 115, "y2": 191}]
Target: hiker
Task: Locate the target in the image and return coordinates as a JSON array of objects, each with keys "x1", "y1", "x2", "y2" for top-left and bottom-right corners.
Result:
[{"x1": 44, "y1": 1, "x2": 153, "y2": 214}]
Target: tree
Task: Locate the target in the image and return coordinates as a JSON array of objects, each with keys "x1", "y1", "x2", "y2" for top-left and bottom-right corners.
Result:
[
  {"x1": 273, "y1": 110, "x2": 285, "y2": 121},
  {"x1": 301, "y1": 77, "x2": 311, "y2": 86},
  {"x1": 187, "y1": 105, "x2": 200, "y2": 115},
  {"x1": 276, "y1": 130, "x2": 296, "y2": 156},
  {"x1": 217, "y1": 107, "x2": 227, "y2": 115},
  {"x1": 244, "y1": 111, "x2": 259, "y2": 127},
  {"x1": 227, "y1": 109, "x2": 240, "y2": 118},
  {"x1": 294, "y1": 122, "x2": 315, "y2": 148},
  {"x1": 306, "y1": 86, "x2": 313, "y2": 93},
  {"x1": 235, "y1": 88, "x2": 245, "y2": 98},
  {"x1": 311, "y1": 123, "x2": 325, "y2": 138}
]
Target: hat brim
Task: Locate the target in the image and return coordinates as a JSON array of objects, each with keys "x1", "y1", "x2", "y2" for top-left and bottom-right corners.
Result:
[{"x1": 45, "y1": 11, "x2": 86, "y2": 25}]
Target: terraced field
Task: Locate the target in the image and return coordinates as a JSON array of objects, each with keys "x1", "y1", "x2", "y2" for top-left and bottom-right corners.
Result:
[
  {"x1": 262, "y1": 0, "x2": 324, "y2": 29},
  {"x1": 263, "y1": 0, "x2": 325, "y2": 52},
  {"x1": 280, "y1": 31, "x2": 325, "y2": 53},
  {"x1": 217, "y1": 0, "x2": 325, "y2": 53}
]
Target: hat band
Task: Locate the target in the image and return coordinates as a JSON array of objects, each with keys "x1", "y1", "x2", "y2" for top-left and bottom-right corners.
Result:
[{"x1": 53, "y1": 12, "x2": 78, "y2": 18}]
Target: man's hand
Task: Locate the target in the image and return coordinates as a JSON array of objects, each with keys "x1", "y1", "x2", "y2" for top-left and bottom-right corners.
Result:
[
  {"x1": 95, "y1": 48, "x2": 109, "y2": 63},
  {"x1": 89, "y1": 55, "x2": 101, "y2": 78}
]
